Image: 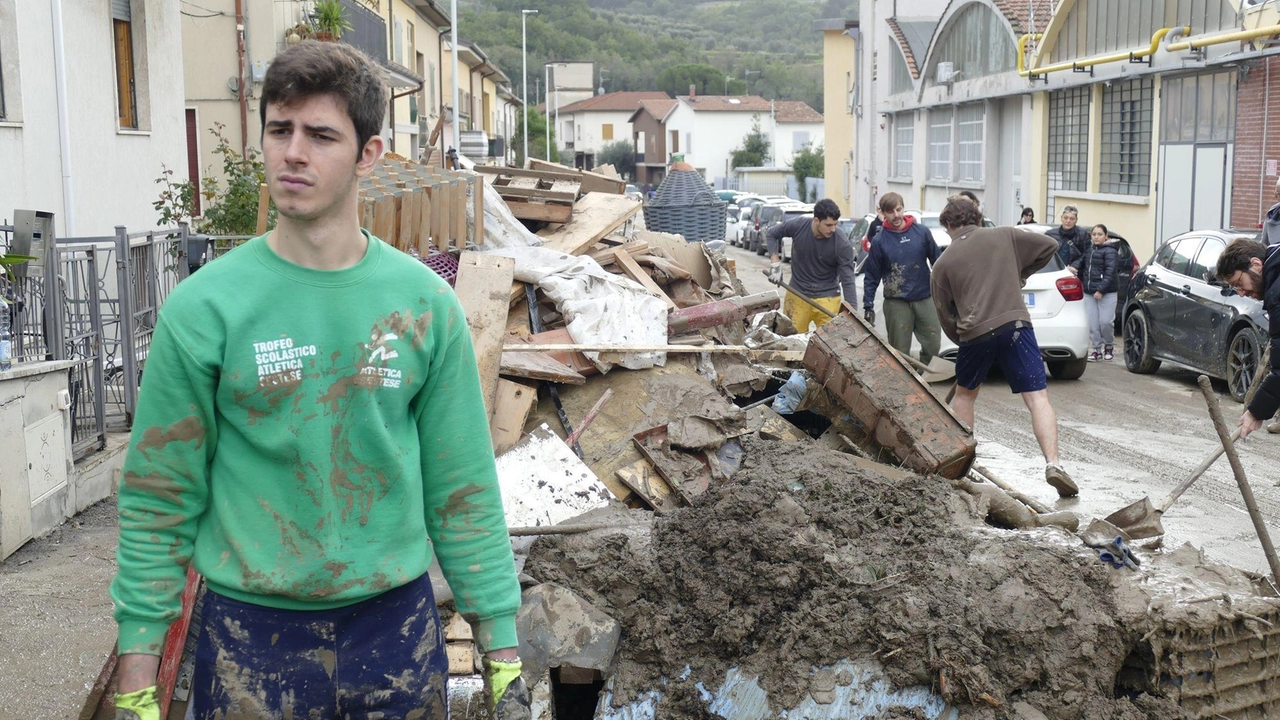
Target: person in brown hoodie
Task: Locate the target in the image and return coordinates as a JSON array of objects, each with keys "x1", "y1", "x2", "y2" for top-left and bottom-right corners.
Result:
[{"x1": 930, "y1": 196, "x2": 1079, "y2": 498}]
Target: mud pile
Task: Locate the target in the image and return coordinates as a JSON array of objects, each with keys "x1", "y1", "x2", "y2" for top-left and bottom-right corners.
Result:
[{"x1": 525, "y1": 438, "x2": 1188, "y2": 719}]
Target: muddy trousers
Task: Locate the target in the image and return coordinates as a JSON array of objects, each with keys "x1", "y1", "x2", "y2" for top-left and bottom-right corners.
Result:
[
  {"x1": 783, "y1": 291, "x2": 842, "y2": 333},
  {"x1": 191, "y1": 573, "x2": 449, "y2": 720},
  {"x1": 1082, "y1": 292, "x2": 1117, "y2": 351},
  {"x1": 882, "y1": 297, "x2": 941, "y2": 364}
]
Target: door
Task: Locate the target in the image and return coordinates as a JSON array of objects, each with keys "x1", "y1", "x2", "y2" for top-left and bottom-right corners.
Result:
[
  {"x1": 1156, "y1": 72, "x2": 1235, "y2": 243},
  {"x1": 1161, "y1": 237, "x2": 1203, "y2": 365},
  {"x1": 1191, "y1": 145, "x2": 1227, "y2": 230},
  {"x1": 1136, "y1": 237, "x2": 1196, "y2": 362},
  {"x1": 1180, "y1": 237, "x2": 1230, "y2": 371}
]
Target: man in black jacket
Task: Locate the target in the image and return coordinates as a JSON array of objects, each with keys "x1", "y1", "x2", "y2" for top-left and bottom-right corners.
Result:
[
  {"x1": 1216, "y1": 238, "x2": 1280, "y2": 439},
  {"x1": 1046, "y1": 205, "x2": 1089, "y2": 266}
]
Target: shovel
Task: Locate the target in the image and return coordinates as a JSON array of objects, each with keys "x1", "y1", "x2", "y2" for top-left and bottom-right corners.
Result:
[
  {"x1": 1106, "y1": 345, "x2": 1269, "y2": 539},
  {"x1": 1103, "y1": 427, "x2": 1241, "y2": 539},
  {"x1": 761, "y1": 270, "x2": 957, "y2": 384}
]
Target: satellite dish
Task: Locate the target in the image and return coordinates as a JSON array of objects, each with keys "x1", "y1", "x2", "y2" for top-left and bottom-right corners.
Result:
[{"x1": 598, "y1": 86, "x2": 605, "y2": 95}]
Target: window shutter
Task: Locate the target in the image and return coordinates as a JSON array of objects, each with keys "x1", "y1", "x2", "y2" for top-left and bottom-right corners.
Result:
[{"x1": 112, "y1": 0, "x2": 131, "y2": 21}]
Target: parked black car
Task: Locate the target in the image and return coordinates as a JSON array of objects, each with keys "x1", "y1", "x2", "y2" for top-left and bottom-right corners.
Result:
[
  {"x1": 1122, "y1": 229, "x2": 1265, "y2": 401},
  {"x1": 748, "y1": 203, "x2": 792, "y2": 255}
]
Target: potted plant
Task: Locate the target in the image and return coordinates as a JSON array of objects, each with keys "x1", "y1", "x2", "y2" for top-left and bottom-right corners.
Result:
[
  {"x1": 311, "y1": 0, "x2": 352, "y2": 42},
  {"x1": 285, "y1": 21, "x2": 313, "y2": 45}
]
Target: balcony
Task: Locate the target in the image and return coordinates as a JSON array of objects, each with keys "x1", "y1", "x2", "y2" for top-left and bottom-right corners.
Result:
[{"x1": 339, "y1": 0, "x2": 387, "y2": 65}]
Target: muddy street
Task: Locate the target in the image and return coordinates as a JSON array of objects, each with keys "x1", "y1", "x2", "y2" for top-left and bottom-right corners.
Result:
[{"x1": 724, "y1": 242, "x2": 1280, "y2": 576}]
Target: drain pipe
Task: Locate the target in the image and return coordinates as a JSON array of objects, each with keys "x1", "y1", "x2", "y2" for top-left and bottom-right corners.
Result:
[
  {"x1": 1263, "y1": 59, "x2": 1271, "y2": 225},
  {"x1": 50, "y1": 0, "x2": 75, "y2": 235}
]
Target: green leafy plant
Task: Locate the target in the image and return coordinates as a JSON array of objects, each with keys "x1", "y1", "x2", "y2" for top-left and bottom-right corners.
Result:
[
  {"x1": 730, "y1": 116, "x2": 770, "y2": 169},
  {"x1": 0, "y1": 254, "x2": 36, "y2": 284},
  {"x1": 597, "y1": 140, "x2": 636, "y2": 180},
  {"x1": 312, "y1": 0, "x2": 353, "y2": 39},
  {"x1": 154, "y1": 122, "x2": 273, "y2": 237},
  {"x1": 791, "y1": 143, "x2": 823, "y2": 202}
]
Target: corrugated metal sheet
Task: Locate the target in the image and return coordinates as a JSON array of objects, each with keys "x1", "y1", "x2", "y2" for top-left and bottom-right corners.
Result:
[
  {"x1": 595, "y1": 659, "x2": 958, "y2": 719},
  {"x1": 111, "y1": 0, "x2": 131, "y2": 21}
]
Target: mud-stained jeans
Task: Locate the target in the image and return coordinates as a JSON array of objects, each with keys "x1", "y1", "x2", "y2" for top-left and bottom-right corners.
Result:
[
  {"x1": 882, "y1": 297, "x2": 942, "y2": 364},
  {"x1": 191, "y1": 573, "x2": 448, "y2": 719}
]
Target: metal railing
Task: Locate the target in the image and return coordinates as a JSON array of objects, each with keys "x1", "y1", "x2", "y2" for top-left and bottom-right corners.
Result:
[{"x1": 2, "y1": 215, "x2": 256, "y2": 459}]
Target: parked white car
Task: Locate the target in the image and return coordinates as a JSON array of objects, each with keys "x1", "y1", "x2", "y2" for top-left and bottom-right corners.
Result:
[
  {"x1": 935, "y1": 233, "x2": 1090, "y2": 380},
  {"x1": 906, "y1": 210, "x2": 995, "y2": 251},
  {"x1": 776, "y1": 204, "x2": 816, "y2": 262}
]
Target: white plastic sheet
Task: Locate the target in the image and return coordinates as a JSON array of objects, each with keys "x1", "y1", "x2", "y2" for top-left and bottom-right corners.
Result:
[{"x1": 486, "y1": 245, "x2": 668, "y2": 372}]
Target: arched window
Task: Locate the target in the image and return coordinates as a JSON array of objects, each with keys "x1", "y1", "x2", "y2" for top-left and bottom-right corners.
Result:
[
  {"x1": 1049, "y1": 0, "x2": 1237, "y2": 65},
  {"x1": 891, "y1": 46, "x2": 914, "y2": 95},
  {"x1": 926, "y1": 3, "x2": 1016, "y2": 86}
]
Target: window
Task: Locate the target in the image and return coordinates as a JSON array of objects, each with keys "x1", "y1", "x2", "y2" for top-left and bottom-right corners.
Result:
[
  {"x1": 893, "y1": 114, "x2": 913, "y2": 178},
  {"x1": 0, "y1": 0, "x2": 14, "y2": 122},
  {"x1": 927, "y1": 3, "x2": 1016, "y2": 85},
  {"x1": 670, "y1": 129, "x2": 679, "y2": 153},
  {"x1": 1162, "y1": 71, "x2": 1235, "y2": 144},
  {"x1": 890, "y1": 46, "x2": 913, "y2": 95},
  {"x1": 956, "y1": 104, "x2": 984, "y2": 182},
  {"x1": 1051, "y1": 0, "x2": 1237, "y2": 65},
  {"x1": 1166, "y1": 237, "x2": 1201, "y2": 276},
  {"x1": 928, "y1": 107, "x2": 952, "y2": 180},
  {"x1": 1046, "y1": 86, "x2": 1090, "y2": 219},
  {"x1": 1100, "y1": 77, "x2": 1154, "y2": 195},
  {"x1": 429, "y1": 62, "x2": 436, "y2": 113},
  {"x1": 113, "y1": 0, "x2": 137, "y2": 128},
  {"x1": 1191, "y1": 238, "x2": 1225, "y2": 283},
  {"x1": 792, "y1": 130, "x2": 810, "y2": 150},
  {"x1": 394, "y1": 20, "x2": 402, "y2": 64},
  {"x1": 602, "y1": 123, "x2": 613, "y2": 141}
]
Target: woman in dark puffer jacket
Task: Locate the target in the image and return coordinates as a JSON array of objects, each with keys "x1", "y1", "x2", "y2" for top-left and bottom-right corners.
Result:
[{"x1": 1071, "y1": 223, "x2": 1119, "y2": 361}]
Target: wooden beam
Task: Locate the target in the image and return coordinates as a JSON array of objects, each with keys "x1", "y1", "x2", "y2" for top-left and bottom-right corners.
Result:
[
  {"x1": 503, "y1": 344, "x2": 805, "y2": 363},
  {"x1": 494, "y1": 185, "x2": 578, "y2": 203},
  {"x1": 613, "y1": 249, "x2": 679, "y2": 311},
  {"x1": 536, "y1": 192, "x2": 642, "y2": 255},
  {"x1": 455, "y1": 252, "x2": 517, "y2": 415},
  {"x1": 587, "y1": 239, "x2": 649, "y2": 267},
  {"x1": 528, "y1": 158, "x2": 626, "y2": 194},
  {"x1": 489, "y1": 379, "x2": 538, "y2": 456},
  {"x1": 470, "y1": 174, "x2": 483, "y2": 249},
  {"x1": 504, "y1": 200, "x2": 574, "y2": 224},
  {"x1": 500, "y1": 351, "x2": 587, "y2": 384}
]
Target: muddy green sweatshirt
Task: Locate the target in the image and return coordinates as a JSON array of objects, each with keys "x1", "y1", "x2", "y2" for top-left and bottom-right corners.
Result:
[{"x1": 110, "y1": 233, "x2": 520, "y2": 656}]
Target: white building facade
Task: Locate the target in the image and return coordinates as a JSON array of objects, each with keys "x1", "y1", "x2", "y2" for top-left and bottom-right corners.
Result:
[
  {"x1": 0, "y1": 0, "x2": 187, "y2": 236},
  {"x1": 557, "y1": 91, "x2": 670, "y2": 170},
  {"x1": 675, "y1": 95, "x2": 824, "y2": 190}
]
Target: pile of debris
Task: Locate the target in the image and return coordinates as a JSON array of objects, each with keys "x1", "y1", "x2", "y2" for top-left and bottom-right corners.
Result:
[{"x1": 81, "y1": 157, "x2": 1280, "y2": 719}]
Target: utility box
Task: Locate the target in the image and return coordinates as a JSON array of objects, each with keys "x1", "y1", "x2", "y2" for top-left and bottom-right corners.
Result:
[{"x1": 9, "y1": 210, "x2": 55, "y2": 279}]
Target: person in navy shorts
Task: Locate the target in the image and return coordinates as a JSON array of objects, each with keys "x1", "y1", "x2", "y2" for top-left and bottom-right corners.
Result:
[{"x1": 930, "y1": 195, "x2": 1078, "y2": 498}]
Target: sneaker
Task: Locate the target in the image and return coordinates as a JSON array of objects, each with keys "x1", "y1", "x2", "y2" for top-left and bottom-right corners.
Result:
[
  {"x1": 1103, "y1": 346, "x2": 1114, "y2": 361},
  {"x1": 1087, "y1": 350, "x2": 1101, "y2": 362},
  {"x1": 1045, "y1": 464, "x2": 1079, "y2": 498}
]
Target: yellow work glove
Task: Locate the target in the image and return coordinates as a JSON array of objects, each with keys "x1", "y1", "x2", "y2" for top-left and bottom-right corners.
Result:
[
  {"x1": 115, "y1": 686, "x2": 160, "y2": 720},
  {"x1": 483, "y1": 657, "x2": 531, "y2": 720}
]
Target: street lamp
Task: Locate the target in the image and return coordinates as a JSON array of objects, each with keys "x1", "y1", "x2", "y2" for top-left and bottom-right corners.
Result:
[
  {"x1": 724, "y1": 74, "x2": 731, "y2": 95},
  {"x1": 544, "y1": 63, "x2": 551, "y2": 160},
  {"x1": 521, "y1": 9, "x2": 538, "y2": 164}
]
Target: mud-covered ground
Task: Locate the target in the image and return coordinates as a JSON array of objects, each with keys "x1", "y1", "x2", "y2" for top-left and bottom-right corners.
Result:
[{"x1": 526, "y1": 438, "x2": 1188, "y2": 719}]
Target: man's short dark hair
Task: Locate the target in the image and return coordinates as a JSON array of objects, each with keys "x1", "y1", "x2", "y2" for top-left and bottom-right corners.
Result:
[
  {"x1": 1216, "y1": 238, "x2": 1267, "y2": 281},
  {"x1": 939, "y1": 195, "x2": 984, "y2": 230},
  {"x1": 260, "y1": 40, "x2": 387, "y2": 158},
  {"x1": 958, "y1": 190, "x2": 980, "y2": 205},
  {"x1": 813, "y1": 199, "x2": 840, "y2": 221},
  {"x1": 878, "y1": 192, "x2": 904, "y2": 214}
]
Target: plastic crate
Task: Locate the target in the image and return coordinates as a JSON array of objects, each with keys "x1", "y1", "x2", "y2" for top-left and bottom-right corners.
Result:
[{"x1": 422, "y1": 251, "x2": 459, "y2": 286}]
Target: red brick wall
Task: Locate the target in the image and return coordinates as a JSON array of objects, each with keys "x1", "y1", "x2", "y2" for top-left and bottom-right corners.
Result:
[{"x1": 1231, "y1": 57, "x2": 1280, "y2": 230}]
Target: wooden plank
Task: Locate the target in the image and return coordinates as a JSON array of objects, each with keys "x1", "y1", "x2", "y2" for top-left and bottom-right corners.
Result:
[
  {"x1": 613, "y1": 249, "x2": 679, "y2": 311},
  {"x1": 528, "y1": 158, "x2": 626, "y2": 194},
  {"x1": 396, "y1": 189, "x2": 414, "y2": 252},
  {"x1": 506, "y1": 297, "x2": 531, "y2": 337},
  {"x1": 475, "y1": 165, "x2": 592, "y2": 184},
  {"x1": 535, "y1": 193, "x2": 643, "y2": 255},
  {"x1": 489, "y1": 379, "x2": 538, "y2": 456},
  {"x1": 447, "y1": 643, "x2": 476, "y2": 675},
  {"x1": 587, "y1": 239, "x2": 649, "y2": 267},
  {"x1": 505, "y1": 199, "x2": 574, "y2": 224},
  {"x1": 455, "y1": 252, "x2": 517, "y2": 416},
  {"x1": 500, "y1": 351, "x2": 587, "y2": 385},
  {"x1": 444, "y1": 612, "x2": 474, "y2": 641},
  {"x1": 471, "y1": 174, "x2": 483, "y2": 250},
  {"x1": 519, "y1": 328, "x2": 599, "y2": 377},
  {"x1": 508, "y1": 177, "x2": 542, "y2": 190},
  {"x1": 453, "y1": 179, "x2": 467, "y2": 251},
  {"x1": 505, "y1": 344, "x2": 804, "y2": 362},
  {"x1": 615, "y1": 458, "x2": 682, "y2": 513},
  {"x1": 495, "y1": 185, "x2": 578, "y2": 203}
]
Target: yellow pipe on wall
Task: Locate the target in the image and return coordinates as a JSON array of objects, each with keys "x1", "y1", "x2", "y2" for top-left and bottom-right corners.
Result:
[
  {"x1": 1018, "y1": 27, "x2": 1183, "y2": 78},
  {"x1": 1016, "y1": 33, "x2": 1043, "y2": 77},
  {"x1": 1167, "y1": 24, "x2": 1280, "y2": 52}
]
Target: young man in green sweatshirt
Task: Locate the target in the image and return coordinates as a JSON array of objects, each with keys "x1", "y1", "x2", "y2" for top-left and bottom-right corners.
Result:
[{"x1": 111, "y1": 40, "x2": 526, "y2": 719}]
